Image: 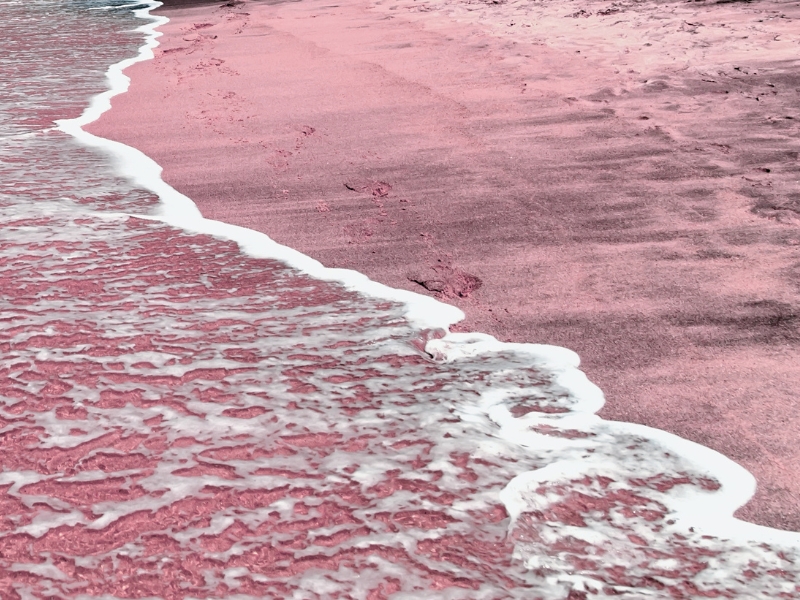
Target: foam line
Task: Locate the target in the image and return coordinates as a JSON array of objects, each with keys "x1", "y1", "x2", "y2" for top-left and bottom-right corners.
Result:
[{"x1": 55, "y1": 0, "x2": 800, "y2": 551}]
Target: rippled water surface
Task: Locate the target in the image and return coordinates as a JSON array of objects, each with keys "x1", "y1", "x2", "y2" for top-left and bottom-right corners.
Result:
[{"x1": 2, "y1": 1, "x2": 800, "y2": 598}]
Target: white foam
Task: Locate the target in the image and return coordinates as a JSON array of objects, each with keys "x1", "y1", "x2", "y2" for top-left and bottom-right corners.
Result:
[{"x1": 11, "y1": 561, "x2": 69, "y2": 581}]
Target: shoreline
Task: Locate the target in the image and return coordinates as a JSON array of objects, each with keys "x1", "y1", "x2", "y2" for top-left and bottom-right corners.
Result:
[
  {"x1": 10, "y1": 1, "x2": 800, "y2": 594},
  {"x1": 87, "y1": 0, "x2": 800, "y2": 531},
  {"x1": 64, "y1": 1, "x2": 800, "y2": 549}
]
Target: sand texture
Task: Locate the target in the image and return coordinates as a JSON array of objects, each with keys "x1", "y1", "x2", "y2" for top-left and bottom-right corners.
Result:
[{"x1": 88, "y1": 0, "x2": 800, "y2": 530}]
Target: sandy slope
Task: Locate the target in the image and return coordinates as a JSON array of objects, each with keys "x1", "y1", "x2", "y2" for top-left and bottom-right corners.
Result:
[{"x1": 88, "y1": 0, "x2": 800, "y2": 530}]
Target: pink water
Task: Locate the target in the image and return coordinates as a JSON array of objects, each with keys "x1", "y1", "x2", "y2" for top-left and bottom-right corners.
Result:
[{"x1": 1, "y1": 1, "x2": 800, "y2": 598}]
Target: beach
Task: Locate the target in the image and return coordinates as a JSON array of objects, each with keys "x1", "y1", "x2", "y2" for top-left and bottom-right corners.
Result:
[
  {"x1": 3, "y1": 0, "x2": 800, "y2": 595},
  {"x1": 87, "y1": 0, "x2": 800, "y2": 533}
]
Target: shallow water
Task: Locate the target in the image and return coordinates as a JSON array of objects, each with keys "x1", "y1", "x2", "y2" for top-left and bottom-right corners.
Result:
[{"x1": 2, "y1": 1, "x2": 800, "y2": 598}]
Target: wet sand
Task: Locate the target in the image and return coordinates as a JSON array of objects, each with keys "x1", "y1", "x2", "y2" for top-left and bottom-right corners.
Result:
[{"x1": 88, "y1": 0, "x2": 800, "y2": 530}]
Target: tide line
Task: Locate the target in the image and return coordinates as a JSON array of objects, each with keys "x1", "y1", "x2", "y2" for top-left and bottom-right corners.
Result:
[{"x1": 55, "y1": 0, "x2": 800, "y2": 551}]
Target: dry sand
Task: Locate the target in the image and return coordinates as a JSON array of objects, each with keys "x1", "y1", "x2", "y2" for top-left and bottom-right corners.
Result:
[{"x1": 88, "y1": 0, "x2": 800, "y2": 530}]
